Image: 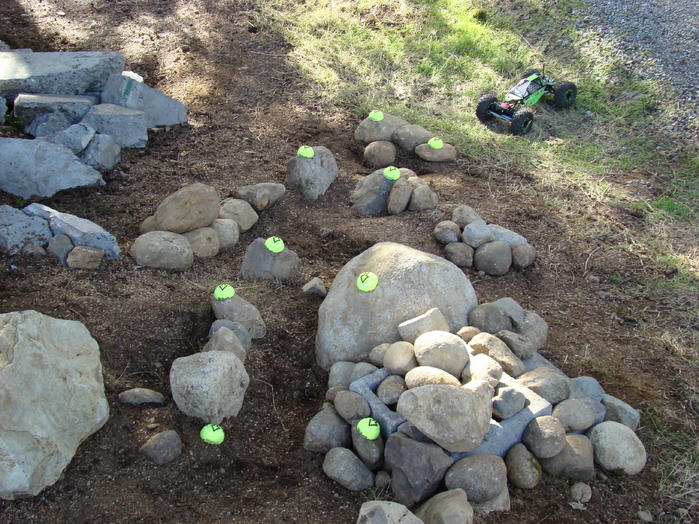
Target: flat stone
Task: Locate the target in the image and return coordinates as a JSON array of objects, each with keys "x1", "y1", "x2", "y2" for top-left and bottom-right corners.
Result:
[
  {"x1": 80, "y1": 103, "x2": 148, "y2": 148},
  {"x1": 139, "y1": 430, "x2": 182, "y2": 465},
  {"x1": 236, "y1": 182, "x2": 286, "y2": 211},
  {"x1": 415, "y1": 142, "x2": 457, "y2": 162},
  {"x1": 211, "y1": 294, "x2": 266, "y2": 339},
  {"x1": 0, "y1": 205, "x2": 52, "y2": 255},
  {"x1": 41, "y1": 123, "x2": 95, "y2": 154},
  {"x1": 240, "y1": 237, "x2": 299, "y2": 281},
  {"x1": 66, "y1": 246, "x2": 104, "y2": 269},
  {"x1": 322, "y1": 447, "x2": 374, "y2": 491},
  {"x1": 219, "y1": 198, "x2": 259, "y2": 232},
  {"x1": 117, "y1": 388, "x2": 166, "y2": 406},
  {"x1": 80, "y1": 133, "x2": 120, "y2": 172}
]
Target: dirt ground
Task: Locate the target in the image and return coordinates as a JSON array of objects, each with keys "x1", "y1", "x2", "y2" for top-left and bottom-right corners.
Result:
[{"x1": 0, "y1": 1, "x2": 696, "y2": 523}]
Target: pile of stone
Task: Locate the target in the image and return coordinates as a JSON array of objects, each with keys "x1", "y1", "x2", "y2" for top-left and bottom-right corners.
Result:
[
  {"x1": 355, "y1": 111, "x2": 457, "y2": 166},
  {"x1": 131, "y1": 181, "x2": 285, "y2": 270},
  {"x1": 434, "y1": 204, "x2": 536, "y2": 276},
  {"x1": 305, "y1": 242, "x2": 646, "y2": 520},
  {"x1": 0, "y1": 203, "x2": 120, "y2": 268},
  {"x1": 0, "y1": 49, "x2": 186, "y2": 198},
  {"x1": 0, "y1": 310, "x2": 109, "y2": 499},
  {"x1": 286, "y1": 145, "x2": 339, "y2": 200},
  {"x1": 351, "y1": 167, "x2": 439, "y2": 216}
]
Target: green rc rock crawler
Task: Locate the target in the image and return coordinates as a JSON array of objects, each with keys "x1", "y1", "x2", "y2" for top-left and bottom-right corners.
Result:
[{"x1": 476, "y1": 69, "x2": 577, "y2": 135}]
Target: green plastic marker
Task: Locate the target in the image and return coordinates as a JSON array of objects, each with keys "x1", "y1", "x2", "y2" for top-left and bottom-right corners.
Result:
[
  {"x1": 297, "y1": 145, "x2": 315, "y2": 158},
  {"x1": 356, "y1": 417, "x2": 381, "y2": 440},
  {"x1": 368, "y1": 110, "x2": 384, "y2": 122},
  {"x1": 213, "y1": 284, "x2": 236, "y2": 301},
  {"x1": 200, "y1": 424, "x2": 225, "y2": 445},
  {"x1": 428, "y1": 137, "x2": 444, "y2": 150},
  {"x1": 383, "y1": 166, "x2": 400, "y2": 181},
  {"x1": 356, "y1": 272, "x2": 379, "y2": 292},
  {"x1": 264, "y1": 236, "x2": 285, "y2": 253}
]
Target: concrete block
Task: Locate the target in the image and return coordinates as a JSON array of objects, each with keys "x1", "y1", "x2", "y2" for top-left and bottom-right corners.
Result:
[
  {"x1": 80, "y1": 103, "x2": 148, "y2": 148},
  {"x1": 349, "y1": 368, "x2": 406, "y2": 438},
  {"x1": 80, "y1": 133, "x2": 120, "y2": 172},
  {"x1": 42, "y1": 123, "x2": 95, "y2": 154},
  {"x1": 13, "y1": 93, "x2": 98, "y2": 134},
  {"x1": 0, "y1": 205, "x2": 52, "y2": 255}
]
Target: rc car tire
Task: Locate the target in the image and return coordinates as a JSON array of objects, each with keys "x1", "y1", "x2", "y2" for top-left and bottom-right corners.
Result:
[
  {"x1": 553, "y1": 81, "x2": 577, "y2": 108},
  {"x1": 476, "y1": 94, "x2": 498, "y2": 123},
  {"x1": 511, "y1": 109, "x2": 534, "y2": 135},
  {"x1": 521, "y1": 68, "x2": 541, "y2": 79}
]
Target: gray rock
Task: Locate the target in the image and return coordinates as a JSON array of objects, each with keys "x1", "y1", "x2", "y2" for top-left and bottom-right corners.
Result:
[
  {"x1": 139, "y1": 430, "x2": 182, "y2": 465},
  {"x1": 363, "y1": 140, "x2": 396, "y2": 168},
  {"x1": 351, "y1": 169, "x2": 396, "y2": 216},
  {"x1": 511, "y1": 310, "x2": 548, "y2": 351},
  {"x1": 496, "y1": 330, "x2": 536, "y2": 360},
  {"x1": 569, "y1": 376, "x2": 605, "y2": 401},
  {"x1": 571, "y1": 482, "x2": 592, "y2": 503},
  {"x1": 118, "y1": 388, "x2": 166, "y2": 406},
  {"x1": 154, "y1": 183, "x2": 221, "y2": 234},
  {"x1": 42, "y1": 123, "x2": 95, "y2": 154},
  {"x1": 444, "y1": 242, "x2": 474, "y2": 268},
  {"x1": 369, "y1": 343, "x2": 390, "y2": 367},
  {"x1": 303, "y1": 404, "x2": 351, "y2": 453},
  {"x1": 397, "y1": 421, "x2": 432, "y2": 443},
  {"x1": 397, "y1": 384, "x2": 491, "y2": 453},
  {"x1": 240, "y1": 237, "x2": 299, "y2": 281},
  {"x1": 169, "y1": 351, "x2": 249, "y2": 424},
  {"x1": 101, "y1": 72, "x2": 187, "y2": 128},
  {"x1": 451, "y1": 205, "x2": 481, "y2": 228},
  {"x1": 540, "y1": 434, "x2": 595, "y2": 481},
  {"x1": 470, "y1": 485, "x2": 510, "y2": 515},
  {"x1": 47, "y1": 234, "x2": 73, "y2": 265},
  {"x1": 587, "y1": 421, "x2": 646, "y2": 475},
  {"x1": 384, "y1": 434, "x2": 454, "y2": 506},
  {"x1": 456, "y1": 326, "x2": 480, "y2": 343},
  {"x1": 355, "y1": 113, "x2": 409, "y2": 144},
  {"x1": 325, "y1": 386, "x2": 347, "y2": 402},
  {"x1": 505, "y1": 443, "x2": 542, "y2": 489},
  {"x1": 0, "y1": 205, "x2": 52, "y2": 255},
  {"x1": 208, "y1": 320, "x2": 251, "y2": 351},
  {"x1": 26, "y1": 111, "x2": 71, "y2": 137},
  {"x1": 408, "y1": 185, "x2": 439, "y2": 211},
  {"x1": 66, "y1": 246, "x2": 104, "y2": 269},
  {"x1": 329, "y1": 361, "x2": 357, "y2": 388},
  {"x1": 351, "y1": 424, "x2": 384, "y2": 470},
  {"x1": 0, "y1": 51, "x2": 123, "y2": 100},
  {"x1": 316, "y1": 242, "x2": 478, "y2": 370},
  {"x1": 392, "y1": 124, "x2": 432, "y2": 152},
  {"x1": 511, "y1": 242, "x2": 536, "y2": 269},
  {"x1": 377, "y1": 375, "x2": 406, "y2": 406},
  {"x1": 303, "y1": 277, "x2": 327, "y2": 297},
  {"x1": 468, "y1": 303, "x2": 513, "y2": 333},
  {"x1": 23, "y1": 203, "x2": 119, "y2": 258},
  {"x1": 218, "y1": 198, "x2": 259, "y2": 232},
  {"x1": 522, "y1": 415, "x2": 566, "y2": 459},
  {"x1": 474, "y1": 241, "x2": 512, "y2": 276},
  {"x1": 445, "y1": 454, "x2": 507, "y2": 504},
  {"x1": 349, "y1": 368, "x2": 407, "y2": 437},
  {"x1": 493, "y1": 297, "x2": 526, "y2": 326},
  {"x1": 80, "y1": 103, "x2": 148, "y2": 148},
  {"x1": 414, "y1": 331, "x2": 470, "y2": 378},
  {"x1": 80, "y1": 133, "x2": 120, "y2": 172},
  {"x1": 398, "y1": 308, "x2": 450, "y2": 344},
  {"x1": 0, "y1": 138, "x2": 105, "y2": 198},
  {"x1": 322, "y1": 447, "x2": 374, "y2": 491},
  {"x1": 211, "y1": 294, "x2": 266, "y2": 339},
  {"x1": 139, "y1": 216, "x2": 158, "y2": 234},
  {"x1": 405, "y1": 366, "x2": 461, "y2": 388},
  {"x1": 488, "y1": 224, "x2": 527, "y2": 246},
  {"x1": 386, "y1": 177, "x2": 413, "y2": 215},
  {"x1": 415, "y1": 488, "x2": 473, "y2": 524},
  {"x1": 517, "y1": 367, "x2": 570, "y2": 404},
  {"x1": 469, "y1": 332, "x2": 525, "y2": 377},
  {"x1": 492, "y1": 386, "x2": 526, "y2": 420},
  {"x1": 384, "y1": 341, "x2": 417, "y2": 376},
  {"x1": 0, "y1": 310, "x2": 109, "y2": 499},
  {"x1": 356, "y1": 501, "x2": 423, "y2": 524},
  {"x1": 461, "y1": 220, "x2": 493, "y2": 248},
  {"x1": 350, "y1": 362, "x2": 379, "y2": 383},
  {"x1": 335, "y1": 390, "x2": 371, "y2": 423},
  {"x1": 466, "y1": 353, "x2": 502, "y2": 387},
  {"x1": 286, "y1": 145, "x2": 338, "y2": 199},
  {"x1": 209, "y1": 219, "x2": 239, "y2": 251},
  {"x1": 602, "y1": 394, "x2": 641, "y2": 430},
  {"x1": 433, "y1": 221, "x2": 461, "y2": 245},
  {"x1": 130, "y1": 231, "x2": 193, "y2": 270},
  {"x1": 415, "y1": 142, "x2": 457, "y2": 162},
  {"x1": 13, "y1": 93, "x2": 97, "y2": 131},
  {"x1": 182, "y1": 227, "x2": 219, "y2": 258},
  {"x1": 202, "y1": 326, "x2": 247, "y2": 363},
  {"x1": 553, "y1": 399, "x2": 597, "y2": 432},
  {"x1": 236, "y1": 182, "x2": 286, "y2": 211}
]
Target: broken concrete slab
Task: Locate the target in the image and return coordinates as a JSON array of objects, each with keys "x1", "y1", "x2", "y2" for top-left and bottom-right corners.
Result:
[
  {"x1": 0, "y1": 138, "x2": 105, "y2": 198},
  {"x1": 101, "y1": 72, "x2": 187, "y2": 128},
  {"x1": 22, "y1": 203, "x2": 120, "y2": 259},
  {"x1": 0, "y1": 205, "x2": 52, "y2": 255},
  {"x1": 13, "y1": 93, "x2": 98, "y2": 133},
  {"x1": 80, "y1": 133, "x2": 120, "y2": 172},
  {"x1": 0, "y1": 51, "x2": 124, "y2": 100},
  {"x1": 42, "y1": 123, "x2": 96, "y2": 154},
  {"x1": 80, "y1": 103, "x2": 148, "y2": 148},
  {"x1": 349, "y1": 368, "x2": 406, "y2": 438}
]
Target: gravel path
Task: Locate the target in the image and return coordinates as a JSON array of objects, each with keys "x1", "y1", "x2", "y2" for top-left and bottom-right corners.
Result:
[{"x1": 580, "y1": 0, "x2": 699, "y2": 133}]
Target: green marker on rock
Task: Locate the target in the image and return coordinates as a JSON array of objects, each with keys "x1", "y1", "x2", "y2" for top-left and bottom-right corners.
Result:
[
  {"x1": 297, "y1": 145, "x2": 315, "y2": 158},
  {"x1": 213, "y1": 284, "x2": 236, "y2": 301},
  {"x1": 368, "y1": 110, "x2": 384, "y2": 122},
  {"x1": 383, "y1": 166, "x2": 400, "y2": 181},
  {"x1": 357, "y1": 271, "x2": 379, "y2": 292},
  {"x1": 428, "y1": 137, "x2": 444, "y2": 150},
  {"x1": 264, "y1": 236, "x2": 285, "y2": 253}
]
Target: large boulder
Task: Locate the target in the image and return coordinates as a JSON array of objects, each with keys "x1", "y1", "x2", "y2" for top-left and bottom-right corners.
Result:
[
  {"x1": 0, "y1": 138, "x2": 104, "y2": 198},
  {"x1": 316, "y1": 242, "x2": 478, "y2": 370},
  {"x1": 286, "y1": 145, "x2": 338, "y2": 199},
  {"x1": 154, "y1": 183, "x2": 221, "y2": 234},
  {"x1": 0, "y1": 311, "x2": 109, "y2": 499}
]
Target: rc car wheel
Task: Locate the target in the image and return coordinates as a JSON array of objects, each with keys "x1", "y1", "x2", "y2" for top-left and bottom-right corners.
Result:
[
  {"x1": 553, "y1": 81, "x2": 577, "y2": 108},
  {"x1": 521, "y1": 68, "x2": 540, "y2": 79},
  {"x1": 511, "y1": 109, "x2": 534, "y2": 135},
  {"x1": 476, "y1": 94, "x2": 498, "y2": 123}
]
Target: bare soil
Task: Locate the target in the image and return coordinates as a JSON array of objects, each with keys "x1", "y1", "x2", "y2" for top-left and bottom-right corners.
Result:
[{"x1": 0, "y1": 1, "x2": 696, "y2": 522}]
